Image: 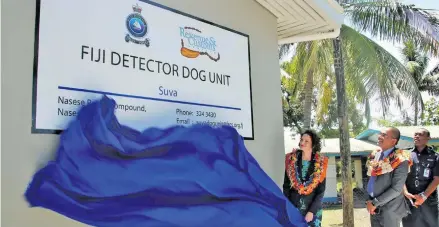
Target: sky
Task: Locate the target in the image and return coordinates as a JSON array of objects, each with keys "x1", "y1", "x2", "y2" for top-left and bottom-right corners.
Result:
[{"x1": 281, "y1": 0, "x2": 439, "y2": 128}]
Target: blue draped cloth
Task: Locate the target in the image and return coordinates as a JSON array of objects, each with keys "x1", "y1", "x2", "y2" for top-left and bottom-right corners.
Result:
[{"x1": 25, "y1": 96, "x2": 307, "y2": 227}]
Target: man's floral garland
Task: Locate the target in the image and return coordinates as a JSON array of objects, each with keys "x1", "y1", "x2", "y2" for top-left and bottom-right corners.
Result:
[
  {"x1": 285, "y1": 149, "x2": 328, "y2": 195},
  {"x1": 366, "y1": 149, "x2": 412, "y2": 177}
]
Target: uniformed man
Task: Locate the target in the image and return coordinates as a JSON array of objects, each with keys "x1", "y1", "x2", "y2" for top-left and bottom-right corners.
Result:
[{"x1": 402, "y1": 128, "x2": 439, "y2": 227}]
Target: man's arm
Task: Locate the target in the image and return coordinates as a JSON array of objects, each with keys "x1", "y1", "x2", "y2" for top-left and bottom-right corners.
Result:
[
  {"x1": 421, "y1": 157, "x2": 439, "y2": 198},
  {"x1": 373, "y1": 161, "x2": 409, "y2": 207},
  {"x1": 414, "y1": 156, "x2": 439, "y2": 205},
  {"x1": 403, "y1": 184, "x2": 415, "y2": 198},
  {"x1": 402, "y1": 184, "x2": 408, "y2": 195},
  {"x1": 423, "y1": 176, "x2": 439, "y2": 197}
]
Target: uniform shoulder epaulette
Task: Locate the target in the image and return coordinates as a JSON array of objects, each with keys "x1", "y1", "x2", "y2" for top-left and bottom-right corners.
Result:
[
  {"x1": 400, "y1": 147, "x2": 414, "y2": 154},
  {"x1": 429, "y1": 146, "x2": 439, "y2": 155},
  {"x1": 426, "y1": 146, "x2": 436, "y2": 153},
  {"x1": 432, "y1": 150, "x2": 439, "y2": 161}
]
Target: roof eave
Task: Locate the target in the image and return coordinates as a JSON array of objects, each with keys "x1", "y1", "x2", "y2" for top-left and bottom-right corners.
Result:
[
  {"x1": 278, "y1": 28, "x2": 340, "y2": 44},
  {"x1": 255, "y1": 0, "x2": 344, "y2": 44}
]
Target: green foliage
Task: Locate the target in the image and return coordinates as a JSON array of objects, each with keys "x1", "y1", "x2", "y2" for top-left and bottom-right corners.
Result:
[
  {"x1": 426, "y1": 63, "x2": 439, "y2": 77},
  {"x1": 376, "y1": 118, "x2": 412, "y2": 127},
  {"x1": 335, "y1": 160, "x2": 356, "y2": 179},
  {"x1": 279, "y1": 0, "x2": 439, "y2": 138},
  {"x1": 341, "y1": 25, "x2": 421, "y2": 116},
  {"x1": 343, "y1": 0, "x2": 439, "y2": 57},
  {"x1": 281, "y1": 25, "x2": 413, "y2": 137},
  {"x1": 402, "y1": 40, "x2": 429, "y2": 80},
  {"x1": 400, "y1": 40, "x2": 439, "y2": 125},
  {"x1": 317, "y1": 95, "x2": 368, "y2": 139},
  {"x1": 315, "y1": 92, "x2": 363, "y2": 138},
  {"x1": 281, "y1": 75, "x2": 305, "y2": 132},
  {"x1": 421, "y1": 98, "x2": 439, "y2": 126},
  {"x1": 282, "y1": 24, "x2": 427, "y2": 124},
  {"x1": 281, "y1": 71, "x2": 367, "y2": 138}
]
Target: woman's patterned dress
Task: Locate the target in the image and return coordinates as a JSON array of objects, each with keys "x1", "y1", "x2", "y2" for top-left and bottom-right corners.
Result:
[
  {"x1": 298, "y1": 161, "x2": 323, "y2": 227},
  {"x1": 283, "y1": 150, "x2": 327, "y2": 227}
]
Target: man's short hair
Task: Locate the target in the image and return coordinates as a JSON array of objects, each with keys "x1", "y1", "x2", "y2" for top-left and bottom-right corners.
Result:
[
  {"x1": 418, "y1": 128, "x2": 431, "y2": 137},
  {"x1": 388, "y1": 127, "x2": 400, "y2": 144}
]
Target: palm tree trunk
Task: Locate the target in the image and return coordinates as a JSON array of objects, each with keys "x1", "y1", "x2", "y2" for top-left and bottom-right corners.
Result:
[
  {"x1": 332, "y1": 36, "x2": 355, "y2": 227},
  {"x1": 414, "y1": 96, "x2": 418, "y2": 126},
  {"x1": 303, "y1": 72, "x2": 314, "y2": 129}
]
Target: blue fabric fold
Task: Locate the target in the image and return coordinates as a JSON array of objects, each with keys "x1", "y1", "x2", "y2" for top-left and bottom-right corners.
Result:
[{"x1": 25, "y1": 96, "x2": 307, "y2": 227}]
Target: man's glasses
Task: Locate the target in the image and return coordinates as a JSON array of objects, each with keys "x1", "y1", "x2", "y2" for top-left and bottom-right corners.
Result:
[
  {"x1": 378, "y1": 132, "x2": 389, "y2": 138},
  {"x1": 379, "y1": 132, "x2": 396, "y2": 140}
]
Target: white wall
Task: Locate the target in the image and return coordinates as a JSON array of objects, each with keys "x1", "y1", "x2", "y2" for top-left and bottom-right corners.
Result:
[
  {"x1": 326, "y1": 157, "x2": 338, "y2": 199},
  {"x1": 1, "y1": 0, "x2": 283, "y2": 226},
  {"x1": 284, "y1": 127, "x2": 300, "y2": 153}
]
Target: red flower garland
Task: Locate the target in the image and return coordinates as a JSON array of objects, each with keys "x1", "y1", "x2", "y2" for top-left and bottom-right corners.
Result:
[
  {"x1": 366, "y1": 149, "x2": 412, "y2": 177},
  {"x1": 285, "y1": 149, "x2": 328, "y2": 195}
]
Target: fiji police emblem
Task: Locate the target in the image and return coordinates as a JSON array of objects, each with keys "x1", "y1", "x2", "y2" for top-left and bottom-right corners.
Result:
[{"x1": 125, "y1": 3, "x2": 150, "y2": 47}]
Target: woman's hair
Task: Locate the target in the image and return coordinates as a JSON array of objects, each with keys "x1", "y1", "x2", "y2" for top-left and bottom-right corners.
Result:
[{"x1": 300, "y1": 129, "x2": 322, "y2": 153}]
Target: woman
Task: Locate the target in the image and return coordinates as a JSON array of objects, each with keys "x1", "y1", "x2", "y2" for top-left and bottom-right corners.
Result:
[{"x1": 283, "y1": 130, "x2": 328, "y2": 227}]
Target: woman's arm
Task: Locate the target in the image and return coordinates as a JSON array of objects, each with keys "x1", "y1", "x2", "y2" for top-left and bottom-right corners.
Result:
[
  {"x1": 308, "y1": 179, "x2": 326, "y2": 214},
  {"x1": 283, "y1": 170, "x2": 291, "y2": 198}
]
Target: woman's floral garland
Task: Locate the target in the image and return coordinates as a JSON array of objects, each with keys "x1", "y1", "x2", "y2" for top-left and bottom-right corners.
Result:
[
  {"x1": 366, "y1": 149, "x2": 412, "y2": 177},
  {"x1": 285, "y1": 149, "x2": 328, "y2": 195}
]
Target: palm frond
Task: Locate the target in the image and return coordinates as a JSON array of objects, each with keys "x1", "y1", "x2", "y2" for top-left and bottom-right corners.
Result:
[
  {"x1": 418, "y1": 73, "x2": 439, "y2": 96},
  {"x1": 281, "y1": 57, "x2": 307, "y2": 96},
  {"x1": 405, "y1": 61, "x2": 420, "y2": 75},
  {"x1": 426, "y1": 63, "x2": 439, "y2": 76},
  {"x1": 399, "y1": 39, "x2": 435, "y2": 118},
  {"x1": 279, "y1": 43, "x2": 296, "y2": 60},
  {"x1": 316, "y1": 78, "x2": 334, "y2": 124},
  {"x1": 341, "y1": 25, "x2": 421, "y2": 115},
  {"x1": 401, "y1": 40, "x2": 417, "y2": 63},
  {"x1": 343, "y1": 0, "x2": 439, "y2": 56},
  {"x1": 364, "y1": 98, "x2": 372, "y2": 126},
  {"x1": 401, "y1": 40, "x2": 430, "y2": 83},
  {"x1": 420, "y1": 95, "x2": 425, "y2": 123}
]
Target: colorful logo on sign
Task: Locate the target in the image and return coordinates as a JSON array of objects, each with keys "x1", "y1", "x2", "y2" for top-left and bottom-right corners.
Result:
[
  {"x1": 125, "y1": 4, "x2": 150, "y2": 47},
  {"x1": 179, "y1": 27, "x2": 220, "y2": 62}
]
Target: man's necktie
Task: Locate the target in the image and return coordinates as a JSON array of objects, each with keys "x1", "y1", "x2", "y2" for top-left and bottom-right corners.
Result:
[{"x1": 367, "y1": 152, "x2": 385, "y2": 196}]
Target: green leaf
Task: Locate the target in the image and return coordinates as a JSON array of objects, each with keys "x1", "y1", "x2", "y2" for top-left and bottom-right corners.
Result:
[{"x1": 343, "y1": 0, "x2": 439, "y2": 56}]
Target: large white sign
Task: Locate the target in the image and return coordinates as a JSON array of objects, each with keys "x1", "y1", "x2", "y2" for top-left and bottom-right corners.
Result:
[{"x1": 33, "y1": 0, "x2": 254, "y2": 139}]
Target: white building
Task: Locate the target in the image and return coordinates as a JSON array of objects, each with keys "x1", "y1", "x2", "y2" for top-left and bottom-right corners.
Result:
[{"x1": 356, "y1": 126, "x2": 439, "y2": 148}]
